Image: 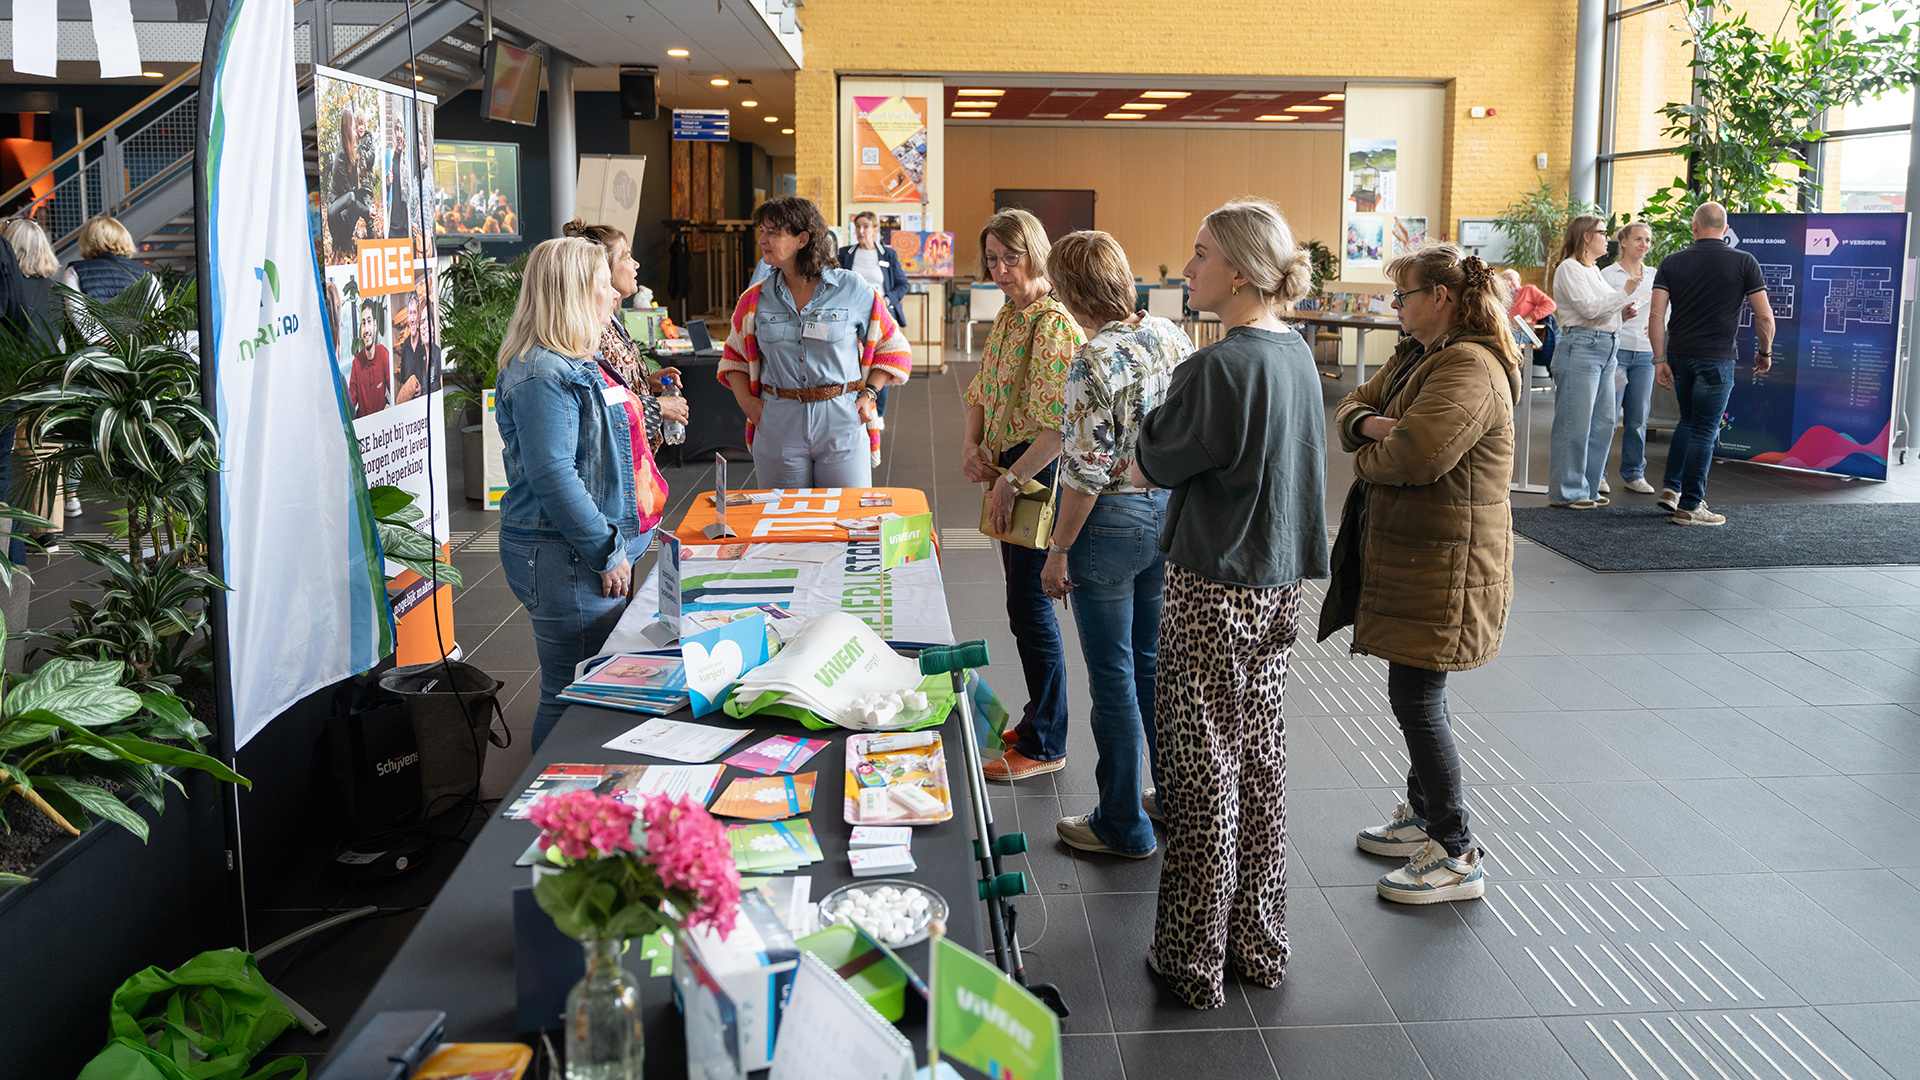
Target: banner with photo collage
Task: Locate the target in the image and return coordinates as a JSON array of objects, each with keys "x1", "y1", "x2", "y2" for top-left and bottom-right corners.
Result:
[{"x1": 312, "y1": 66, "x2": 454, "y2": 659}]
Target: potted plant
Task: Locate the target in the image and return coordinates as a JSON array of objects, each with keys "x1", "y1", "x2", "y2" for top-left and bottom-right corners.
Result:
[
  {"x1": 1301, "y1": 240, "x2": 1339, "y2": 297},
  {"x1": 527, "y1": 789, "x2": 739, "y2": 1075},
  {"x1": 439, "y1": 245, "x2": 524, "y2": 503},
  {"x1": 1493, "y1": 179, "x2": 1601, "y2": 287}
]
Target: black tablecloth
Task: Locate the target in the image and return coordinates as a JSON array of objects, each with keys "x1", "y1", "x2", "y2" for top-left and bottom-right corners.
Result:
[
  {"x1": 321, "y1": 698, "x2": 984, "y2": 1076},
  {"x1": 651, "y1": 355, "x2": 749, "y2": 466}
]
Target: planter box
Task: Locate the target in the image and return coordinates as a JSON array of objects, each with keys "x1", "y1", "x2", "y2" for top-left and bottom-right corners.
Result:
[{"x1": 0, "y1": 768, "x2": 230, "y2": 1078}]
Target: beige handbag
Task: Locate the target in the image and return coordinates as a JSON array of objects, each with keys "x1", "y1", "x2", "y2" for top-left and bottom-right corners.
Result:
[{"x1": 978, "y1": 464, "x2": 1058, "y2": 549}]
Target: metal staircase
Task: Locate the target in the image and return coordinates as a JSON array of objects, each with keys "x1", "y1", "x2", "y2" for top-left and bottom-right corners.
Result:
[{"x1": 0, "y1": 0, "x2": 539, "y2": 264}]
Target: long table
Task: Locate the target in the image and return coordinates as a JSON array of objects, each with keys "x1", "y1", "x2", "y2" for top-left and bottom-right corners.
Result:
[
  {"x1": 1286, "y1": 310, "x2": 1403, "y2": 380},
  {"x1": 322, "y1": 698, "x2": 984, "y2": 1076}
]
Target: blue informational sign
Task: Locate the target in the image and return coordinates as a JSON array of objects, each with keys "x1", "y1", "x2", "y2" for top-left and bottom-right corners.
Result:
[
  {"x1": 673, "y1": 108, "x2": 730, "y2": 142},
  {"x1": 1719, "y1": 213, "x2": 1910, "y2": 481}
]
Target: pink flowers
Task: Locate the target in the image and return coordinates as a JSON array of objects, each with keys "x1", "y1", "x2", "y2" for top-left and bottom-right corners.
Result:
[
  {"x1": 529, "y1": 790, "x2": 639, "y2": 860},
  {"x1": 527, "y1": 790, "x2": 741, "y2": 939},
  {"x1": 643, "y1": 794, "x2": 741, "y2": 937}
]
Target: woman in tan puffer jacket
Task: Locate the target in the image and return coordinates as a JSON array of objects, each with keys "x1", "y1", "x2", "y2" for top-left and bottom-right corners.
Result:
[{"x1": 1325, "y1": 244, "x2": 1521, "y2": 907}]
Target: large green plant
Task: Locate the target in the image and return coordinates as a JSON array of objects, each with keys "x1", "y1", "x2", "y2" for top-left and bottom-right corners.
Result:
[
  {"x1": 1637, "y1": 0, "x2": 1920, "y2": 255},
  {"x1": 438, "y1": 245, "x2": 525, "y2": 418},
  {"x1": 35, "y1": 542, "x2": 227, "y2": 694},
  {"x1": 0, "y1": 607, "x2": 248, "y2": 880},
  {"x1": 1301, "y1": 241, "x2": 1340, "y2": 295},
  {"x1": 1494, "y1": 179, "x2": 1602, "y2": 270}
]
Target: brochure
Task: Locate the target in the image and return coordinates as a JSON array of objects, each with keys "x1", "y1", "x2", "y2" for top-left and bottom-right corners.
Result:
[
  {"x1": 727, "y1": 819, "x2": 824, "y2": 874},
  {"x1": 602, "y1": 718, "x2": 753, "y2": 763},
  {"x1": 724, "y1": 734, "x2": 831, "y2": 775},
  {"x1": 505, "y1": 762, "x2": 726, "y2": 819},
  {"x1": 711, "y1": 772, "x2": 817, "y2": 821}
]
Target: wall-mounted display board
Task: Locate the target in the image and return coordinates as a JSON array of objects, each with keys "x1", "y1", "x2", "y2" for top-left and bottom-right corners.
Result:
[
  {"x1": 992, "y1": 189, "x2": 1094, "y2": 242},
  {"x1": 1718, "y1": 212, "x2": 1910, "y2": 481}
]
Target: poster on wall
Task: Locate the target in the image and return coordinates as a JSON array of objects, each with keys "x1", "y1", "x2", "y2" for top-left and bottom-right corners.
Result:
[
  {"x1": 1345, "y1": 215, "x2": 1386, "y2": 268},
  {"x1": 1392, "y1": 216, "x2": 1428, "y2": 258},
  {"x1": 203, "y1": 0, "x2": 391, "y2": 748},
  {"x1": 1347, "y1": 139, "x2": 1397, "y2": 214},
  {"x1": 1716, "y1": 213, "x2": 1909, "y2": 481},
  {"x1": 314, "y1": 65, "x2": 454, "y2": 658},
  {"x1": 890, "y1": 231, "x2": 954, "y2": 277},
  {"x1": 852, "y1": 96, "x2": 929, "y2": 202}
]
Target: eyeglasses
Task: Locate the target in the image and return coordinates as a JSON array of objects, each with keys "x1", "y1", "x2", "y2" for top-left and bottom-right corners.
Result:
[
  {"x1": 1590, "y1": 228, "x2": 1608, "y2": 236},
  {"x1": 1390, "y1": 286, "x2": 1433, "y2": 306},
  {"x1": 982, "y1": 252, "x2": 1024, "y2": 269}
]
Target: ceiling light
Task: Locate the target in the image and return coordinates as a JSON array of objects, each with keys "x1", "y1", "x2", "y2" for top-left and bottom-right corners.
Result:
[
  {"x1": 142, "y1": 71, "x2": 164, "y2": 78},
  {"x1": 1286, "y1": 104, "x2": 1333, "y2": 112},
  {"x1": 414, "y1": 74, "x2": 425, "y2": 81},
  {"x1": 710, "y1": 78, "x2": 730, "y2": 86},
  {"x1": 1188, "y1": 115, "x2": 1223, "y2": 120},
  {"x1": 667, "y1": 49, "x2": 690, "y2": 57},
  {"x1": 1256, "y1": 114, "x2": 1292, "y2": 121},
  {"x1": 1029, "y1": 113, "x2": 1068, "y2": 118},
  {"x1": 1140, "y1": 90, "x2": 1191, "y2": 99},
  {"x1": 1120, "y1": 103, "x2": 1165, "y2": 110},
  {"x1": 1104, "y1": 112, "x2": 1146, "y2": 120},
  {"x1": 764, "y1": 115, "x2": 778, "y2": 122},
  {"x1": 1230, "y1": 92, "x2": 1279, "y2": 100},
  {"x1": 1320, "y1": 93, "x2": 1346, "y2": 101},
  {"x1": 781, "y1": 128, "x2": 794, "y2": 134},
  {"x1": 955, "y1": 89, "x2": 1005, "y2": 96},
  {"x1": 951, "y1": 110, "x2": 991, "y2": 118},
  {"x1": 741, "y1": 100, "x2": 758, "y2": 107},
  {"x1": 966, "y1": 99, "x2": 998, "y2": 107},
  {"x1": 1048, "y1": 90, "x2": 1097, "y2": 97}
]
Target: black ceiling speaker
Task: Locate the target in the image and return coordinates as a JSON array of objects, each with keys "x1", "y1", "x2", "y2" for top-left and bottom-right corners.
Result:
[{"x1": 621, "y1": 68, "x2": 660, "y2": 121}]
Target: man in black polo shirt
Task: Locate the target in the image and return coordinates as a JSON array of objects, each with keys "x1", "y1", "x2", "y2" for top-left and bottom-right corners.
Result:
[{"x1": 1650, "y1": 202, "x2": 1774, "y2": 526}]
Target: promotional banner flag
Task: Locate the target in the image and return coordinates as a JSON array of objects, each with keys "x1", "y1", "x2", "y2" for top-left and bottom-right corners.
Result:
[
  {"x1": 204, "y1": 0, "x2": 392, "y2": 747},
  {"x1": 931, "y1": 936, "x2": 1061, "y2": 1080}
]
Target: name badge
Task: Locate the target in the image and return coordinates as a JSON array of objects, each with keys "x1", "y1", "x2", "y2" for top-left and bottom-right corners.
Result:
[
  {"x1": 601, "y1": 386, "x2": 627, "y2": 406},
  {"x1": 803, "y1": 320, "x2": 834, "y2": 341}
]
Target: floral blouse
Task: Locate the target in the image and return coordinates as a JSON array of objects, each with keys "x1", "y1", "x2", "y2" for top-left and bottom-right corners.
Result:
[
  {"x1": 597, "y1": 314, "x2": 662, "y2": 446},
  {"x1": 1060, "y1": 315, "x2": 1194, "y2": 495},
  {"x1": 963, "y1": 293, "x2": 1085, "y2": 453}
]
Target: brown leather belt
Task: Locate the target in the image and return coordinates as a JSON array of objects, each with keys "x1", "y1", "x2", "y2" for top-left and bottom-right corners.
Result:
[{"x1": 770, "y1": 380, "x2": 864, "y2": 403}]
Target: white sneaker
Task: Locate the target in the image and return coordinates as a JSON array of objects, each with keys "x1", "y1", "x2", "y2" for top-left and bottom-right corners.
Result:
[
  {"x1": 1377, "y1": 840, "x2": 1486, "y2": 904},
  {"x1": 1673, "y1": 504, "x2": 1726, "y2": 526},
  {"x1": 1624, "y1": 478, "x2": 1656, "y2": 494},
  {"x1": 1598, "y1": 478, "x2": 1610, "y2": 494},
  {"x1": 1657, "y1": 488, "x2": 1680, "y2": 511},
  {"x1": 64, "y1": 496, "x2": 81, "y2": 517},
  {"x1": 1141, "y1": 788, "x2": 1163, "y2": 823},
  {"x1": 1356, "y1": 801, "x2": 1431, "y2": 856}
]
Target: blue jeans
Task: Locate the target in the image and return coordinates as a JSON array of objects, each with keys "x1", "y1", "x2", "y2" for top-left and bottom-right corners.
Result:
[
  {"x1": 500, "y1": 529, "x2": 643, "y2": 748},
  {"x1": 1000, "y1": 445, "x2": 1071, "y2": 762},
  {"x1": 1548, "y1": 327, "x2": 1619, "y2": 504},
  {"x1": 1660, "y1": 355, "x2": 1736, "y2": 512},
  {"x1": 1613, "y1": 348, "x2": 1655, "y2": 482},
  {"x1": 1065, "y1": 491, "x2": 1168, "y2": 855}
]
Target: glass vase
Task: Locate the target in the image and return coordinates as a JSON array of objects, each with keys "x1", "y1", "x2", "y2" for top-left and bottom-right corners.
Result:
[{"x1": 565, "y1": 937, "x2": 644, "y2": 1080}]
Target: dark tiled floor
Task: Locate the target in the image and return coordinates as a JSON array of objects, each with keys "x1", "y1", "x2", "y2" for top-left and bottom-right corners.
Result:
[{"x1": 39, "y1": 341, "x2": 1905, "y2": 1076}]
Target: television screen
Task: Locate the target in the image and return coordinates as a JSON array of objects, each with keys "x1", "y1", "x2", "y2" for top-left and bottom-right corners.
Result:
[
  {"x1": 432, "y1": 140, "x2": 522, "y2": 243},
  {"x1": 483, "y1": 40, "x2": 542, "y2": 126},
  {"x1": 993, "y1": 189, "x2": 1095, "y2": 242}
]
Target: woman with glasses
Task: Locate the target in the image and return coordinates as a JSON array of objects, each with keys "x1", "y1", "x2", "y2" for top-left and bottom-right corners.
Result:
[
  {"x1": 719, "y1": 196, "x2": 911, "y2": 487},
  {"x1": 962, "y1": 208, "x2": 1087, "y2": 782},
  {"x1": 1328, "y1": 244, "x2": 1520, "y2": 905},
  {"x1": 1547, "y1": 215, "x2": 1640, "y2": 509},
  {"x1": 1131, "y1": 200, "x2": 1327, "y2": 1009}
]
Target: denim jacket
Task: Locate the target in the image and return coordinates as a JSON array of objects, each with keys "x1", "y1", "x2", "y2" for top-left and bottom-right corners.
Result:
[{"x1": 496, "y1": 345, "x2": 641, "y2": 572}]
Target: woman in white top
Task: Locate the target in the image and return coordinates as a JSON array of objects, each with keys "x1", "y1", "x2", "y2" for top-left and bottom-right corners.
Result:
[
  {"x1": 1547, "y1": 214, "x2": 1640, "y2": 508},
  {"x1": 1601, "y1": 222, "x2": 1656, "y2": 493}
]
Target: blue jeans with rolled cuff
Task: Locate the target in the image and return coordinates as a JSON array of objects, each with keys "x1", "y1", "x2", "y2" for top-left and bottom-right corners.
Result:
[
  {"x1": 1548, "y1": 327, "x2": 1619, "y2": 504},
  {"x1": 999, "y1": 443, "x2": 1071, "y2": 763}
]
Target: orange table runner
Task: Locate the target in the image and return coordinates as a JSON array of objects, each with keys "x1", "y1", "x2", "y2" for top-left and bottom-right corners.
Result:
[{"x1": 672, "y1": 487, "x2": 934, "y2": 546}]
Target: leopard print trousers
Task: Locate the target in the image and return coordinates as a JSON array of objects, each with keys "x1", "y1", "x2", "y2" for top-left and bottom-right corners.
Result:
[{"x1": 1150, "y1": 564, "x2": 1302, "y2": 1009}]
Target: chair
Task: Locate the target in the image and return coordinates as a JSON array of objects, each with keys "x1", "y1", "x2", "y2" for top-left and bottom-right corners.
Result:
[{"x1": 965, "y1": 285, "x2": 1005, "y2": 355}]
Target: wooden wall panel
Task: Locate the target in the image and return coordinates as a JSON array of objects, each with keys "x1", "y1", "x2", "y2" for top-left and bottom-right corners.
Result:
[{"x1": 946, "y1": 127, "x2": 1343, "y2": 284}]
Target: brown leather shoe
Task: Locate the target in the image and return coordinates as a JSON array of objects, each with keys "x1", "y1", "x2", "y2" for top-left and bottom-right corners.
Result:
[{"x1": 983, "y1": 748, "x2": 1066, "y2": 782}]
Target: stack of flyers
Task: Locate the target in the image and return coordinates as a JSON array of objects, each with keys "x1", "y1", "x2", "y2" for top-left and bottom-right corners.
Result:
[
  {"x1": 711, "y1": 773, "x2": 817, "y2": 821},
  {"x1": 727, "y1": 819, "x2": 824, "y2": 874},
  {"x1": 504, "y1": 762, "x2": 725, "y2": 819},
  {"x1": 558, "y1": 654, "x2": 690, "y2": 714},
  {"x1": 724, "y1": 735, "x2": 830, "y2": 775},
  {"x1": 603, "y1": 717, "x2": 753, "y2": 762}
]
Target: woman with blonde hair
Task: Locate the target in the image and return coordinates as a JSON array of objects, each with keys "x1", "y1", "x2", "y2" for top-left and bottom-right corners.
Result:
[
  {"x1": 962, "y1": 208, "x2": 1087, "y2": 782},
  {"x1": 1547, "y1": 214, "x2": 1640, "y2": 508},
  {"x1": 561, "y1": 217, "x2": 689, "y2": 448},
  {"x1": 1328, "y1": 243, "x2": 1520, "y2": 906},
  {"x1": 495, "y1": 237, "x2": 671, "y2": 748},
  {"x1": 2, "y1": 217, "x2": 64, "y2": 346},
  {"x1": 1040, "y1": 230, "x2": 1194, "y2": 859},
  {"x1": 1603, "y1": 221, "x2": 1657, "y2": 493},
  {"x1": 1130, "y1": 199, "x2": 1328, "y2": 1009}
]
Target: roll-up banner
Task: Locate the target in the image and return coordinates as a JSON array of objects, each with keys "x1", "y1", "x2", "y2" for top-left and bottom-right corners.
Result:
[
  {"x1": 202, "y1": 0, "x2": 391, "y2": 749},
  {"x1": 312, "y1": 64, "x2": 454, "y2": 663}
]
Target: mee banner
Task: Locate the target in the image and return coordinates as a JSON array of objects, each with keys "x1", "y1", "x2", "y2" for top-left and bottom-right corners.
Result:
[{"x1": 203, "y1": 0, "x2": 392, "y2": 748}]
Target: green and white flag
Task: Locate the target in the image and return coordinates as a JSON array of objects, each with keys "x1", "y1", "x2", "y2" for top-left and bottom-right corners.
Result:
[
  {"x1": 931, "y1": 937, "x2": 1061, "y2": 1080},
  {"x1": 203, "y1": 0, "x2": 391, "y2": 747}
]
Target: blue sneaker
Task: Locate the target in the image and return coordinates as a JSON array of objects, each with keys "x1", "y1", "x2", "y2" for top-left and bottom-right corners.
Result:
[
  {"x1": 1357, "y1": 801, "x2": 1431, "y2": 856},
  {"x1": 1377, "y1": 840, "x2": 1486, "y2": 904}
]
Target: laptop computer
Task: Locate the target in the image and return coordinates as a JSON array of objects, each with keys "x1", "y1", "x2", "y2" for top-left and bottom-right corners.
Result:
[{"x1": 685, "y1": 319, "x2": 723, "y2": 358}]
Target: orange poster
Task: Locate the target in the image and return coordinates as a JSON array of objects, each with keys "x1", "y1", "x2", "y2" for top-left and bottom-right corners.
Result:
[{"x1": 852, "y1": 96, "x2": 928, "y2": 203}]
